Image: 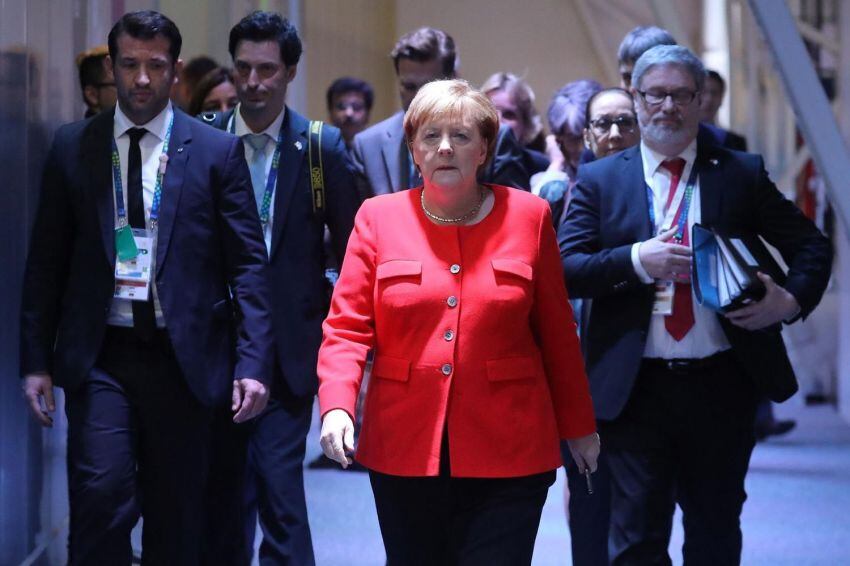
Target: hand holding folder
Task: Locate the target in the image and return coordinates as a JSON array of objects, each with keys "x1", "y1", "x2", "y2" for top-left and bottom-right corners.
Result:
[{"x1": 691, "y1": 224, "x2": 800, "y2": 329}]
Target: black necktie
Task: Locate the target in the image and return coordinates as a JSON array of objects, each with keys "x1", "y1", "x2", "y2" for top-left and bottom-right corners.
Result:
[{"x1": 127, "y1": 127, "x2": 156, "y2": 340}]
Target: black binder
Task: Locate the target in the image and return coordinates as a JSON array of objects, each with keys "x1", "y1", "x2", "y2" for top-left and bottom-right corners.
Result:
[{"x1": 691, "y1": 224, "x2": 786, "y2": 312}]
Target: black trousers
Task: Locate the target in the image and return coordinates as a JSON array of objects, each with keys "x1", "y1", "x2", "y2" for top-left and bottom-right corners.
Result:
[
  {"x1": 562, "y1": 439, "x2": 611, "y2": 566},
  {"x1": 369, "y1": 467, "x2": 555, "y2": 566},
  {"x1": 203, "y1": 375, "x2": 314, "y2": 566},
  {"x1": 65, "y1": 327, "x2": 212, "y2": 566},
  {"x1": 602, "y1": 351, "x2": 757, "y2": 566}
]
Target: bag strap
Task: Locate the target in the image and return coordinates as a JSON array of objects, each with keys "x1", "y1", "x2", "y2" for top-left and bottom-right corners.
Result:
[{"x1": 308, "y1": 121, "x2": 325, "y2": 214}]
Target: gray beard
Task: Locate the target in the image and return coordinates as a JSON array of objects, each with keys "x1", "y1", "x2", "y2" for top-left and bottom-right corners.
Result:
[{"x1": 641, "y1": 122, "x2": 693, "y2": 153}]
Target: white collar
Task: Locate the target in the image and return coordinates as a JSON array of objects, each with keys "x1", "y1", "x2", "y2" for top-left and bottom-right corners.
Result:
[
  {"x1": 640, "y1": 138, "x2": 698, "y2": 177},
  {"x1": 114, "y1": 101, "x2": 173, "y2": 141},
  {"x1": 233, "y1": 103, "x2": 286, "y2": 140}
]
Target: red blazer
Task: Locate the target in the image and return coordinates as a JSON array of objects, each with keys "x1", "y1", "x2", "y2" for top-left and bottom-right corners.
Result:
[{"x1": 318, "y1": 185, "x2": 595, "y2": 477}]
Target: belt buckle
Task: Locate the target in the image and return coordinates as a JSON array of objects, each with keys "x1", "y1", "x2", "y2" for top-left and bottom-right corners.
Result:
[{"x1": 666, "y1": 359, "x2": 689, "y2": 372}]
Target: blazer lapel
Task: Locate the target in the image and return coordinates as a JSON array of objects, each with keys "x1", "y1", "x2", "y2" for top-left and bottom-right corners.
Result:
[
  {"x1": 269, "y1": 108, "x2": 307, "y2": 259},
  {"x1": 621, "y1": 145, "x2": 653, "y2": 241},
  {"x1": 84, "y1": 109, "x2": 117, "y2": 266},
  {"x1": 154, "y1": 109, "x2": 191, "y2": 277},
  {"x1": 381, "y1": 112, "x2": 404, "y2": 193},
  {"x1": 696, "y1": 142, "x2": 723, "y2": 228}
]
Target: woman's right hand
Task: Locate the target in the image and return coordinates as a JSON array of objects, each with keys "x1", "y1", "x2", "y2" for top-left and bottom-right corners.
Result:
[
  {"x1": 566, "y1": 432, "x2": 601, "y2": 474},
  {"x1": 320, "y1": 408, "x2": 355, "y2": 469}
]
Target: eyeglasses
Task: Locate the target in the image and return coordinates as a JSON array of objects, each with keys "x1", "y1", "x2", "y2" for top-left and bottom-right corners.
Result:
[
  {"x1": 637, "y1": 89, "x2": 698, "y2": 107},
  {"x1": 95, "y1": 82, "x2": 116, "y2": 89},
  {"x1": 589, "y1": 115, "x2": 637, "y2": 134}
]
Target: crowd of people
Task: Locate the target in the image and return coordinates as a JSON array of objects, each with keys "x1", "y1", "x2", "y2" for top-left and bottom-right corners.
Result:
[{"x1": 20, "y1": 8, "x2": 833, "y2": 566}]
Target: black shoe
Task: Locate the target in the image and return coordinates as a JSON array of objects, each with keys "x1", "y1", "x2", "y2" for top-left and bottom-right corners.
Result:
[{"x1": 755, "y1": 419, "x2": 796, "y2": 441}]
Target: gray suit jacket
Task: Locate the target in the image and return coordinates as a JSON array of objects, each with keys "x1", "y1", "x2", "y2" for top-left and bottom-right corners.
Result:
[{"x1": 350, "y1": 111, "x2": 530, "y2": 199}]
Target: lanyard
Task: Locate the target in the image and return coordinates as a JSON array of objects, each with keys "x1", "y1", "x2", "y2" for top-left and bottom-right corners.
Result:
[
  {"x1": 229, "y1": 115, "x2": 283, "y2": 226},
  {"x1": 646, "y1": 162, "x2": 699, "y2": 243},
  {"x1": 111, "y1": 115, "x2": 174, "y2": 231}
]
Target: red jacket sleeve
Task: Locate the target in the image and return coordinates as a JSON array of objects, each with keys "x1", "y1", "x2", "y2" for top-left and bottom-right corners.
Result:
[
  {"x1": 531, "y1": 204, "x2": 597, "y2": 439},
  {"x1": 317, "y1": 199, "x2": 377, "y2": 419}
]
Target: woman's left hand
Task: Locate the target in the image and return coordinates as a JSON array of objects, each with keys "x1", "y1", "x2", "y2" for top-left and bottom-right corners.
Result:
[{"x1": 566, "y1": 432, "x2": 601, "y2": 474}]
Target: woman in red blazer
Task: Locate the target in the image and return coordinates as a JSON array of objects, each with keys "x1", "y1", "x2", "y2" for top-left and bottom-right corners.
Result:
[{"x1": 318, "y1": 79, "x2": 599, "y2": 565}]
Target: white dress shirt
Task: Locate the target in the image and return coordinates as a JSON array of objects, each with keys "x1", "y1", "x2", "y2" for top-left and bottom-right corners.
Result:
[
  {"x1": 107, "y1": 102, "x2": 173, "y2": 328},
  {"x1": 231, "y1": 104, "x2": 286, "y2": 253},
  {"x1": 630, "y1": 139, "x2": 730, "y2": 359}
]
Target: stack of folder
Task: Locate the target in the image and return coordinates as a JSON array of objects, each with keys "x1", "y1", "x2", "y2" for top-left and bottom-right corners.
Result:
[{"x1": 691, "y1": 224, "x2": 786, "y2": 312}]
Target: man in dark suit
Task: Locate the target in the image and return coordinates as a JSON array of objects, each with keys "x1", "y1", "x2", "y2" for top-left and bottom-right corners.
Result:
[
  {"x1": 701, "y1": 70, "x2": 748, "y2": 152},
  {"x1": 200, "y1": 12, "x2": 358, "y2": 566},
  {"x1": 559, "y1": 45, "x2": 831, "y2": 565},
  {"x1": 351, "y1": 26, "x2": 530, "y2": 199},
  {"x1": 19, "y1": 11, "x2": 273, "y2": 565}
]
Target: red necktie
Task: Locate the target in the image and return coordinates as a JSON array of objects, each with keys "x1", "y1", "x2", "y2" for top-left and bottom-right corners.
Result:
[{"x1": 660, "y1": 158, "x2": 695, "y2": 341}]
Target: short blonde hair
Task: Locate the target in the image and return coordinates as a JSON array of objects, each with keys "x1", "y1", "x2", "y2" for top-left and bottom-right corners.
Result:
[
  {"x1": 480, "y1": 72, "x2": 543, "y2": 146},
  {"x1": 403, "y1": 79, "x2": 499, "y2": 167}
]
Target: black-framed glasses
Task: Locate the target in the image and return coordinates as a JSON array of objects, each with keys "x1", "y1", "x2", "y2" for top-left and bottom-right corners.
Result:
[
  {"x1": 637, "y1": 89, "x2": 698, "y2": 106},
  {"x1": 589, "y1": 115, "x2": 637, "y2": 134},
  {"x1": 94, "y1": 82, "x2": 116, "y2": 89}
]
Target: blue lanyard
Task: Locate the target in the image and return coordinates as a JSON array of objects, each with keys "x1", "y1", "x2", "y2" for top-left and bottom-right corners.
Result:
[
  {"x1": 111, "y1": 115, "x2": 174, "y2": 230},
  {"x1": 646, "y1": 162, "x2": 699, "y2": 243},
  {"x1": 229, "y1": 115, "x2": 284, "y2": 226}
]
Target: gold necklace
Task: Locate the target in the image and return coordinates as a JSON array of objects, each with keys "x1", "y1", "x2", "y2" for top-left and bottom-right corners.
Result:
[{"x1": 420, "y1": 187, "x2": 486, "y2": 224}]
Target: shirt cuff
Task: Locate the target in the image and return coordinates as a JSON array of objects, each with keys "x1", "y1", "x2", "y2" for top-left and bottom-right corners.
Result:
[{"x1": 631, "y1": 242, "x2": 654, "y2": 284}]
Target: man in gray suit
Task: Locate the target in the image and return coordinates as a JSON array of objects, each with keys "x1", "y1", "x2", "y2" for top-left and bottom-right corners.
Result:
[{"x1": 351, "y1": 27, "x2": 529, "y2": 199}]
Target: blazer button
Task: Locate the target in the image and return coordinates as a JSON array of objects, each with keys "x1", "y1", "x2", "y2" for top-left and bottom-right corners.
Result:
[
  {"x1": 447, "y1": 296, "x2": 458, "y2": 308},
  {"x1": 441, "y1": 363, "x2": 452, "y2": 376},
  {"x1": 443, "y1": 330, "x2": 454, "y2": 341},
  {"x1": 450, "y1": 264, "x2": 461, "y2": 274}
]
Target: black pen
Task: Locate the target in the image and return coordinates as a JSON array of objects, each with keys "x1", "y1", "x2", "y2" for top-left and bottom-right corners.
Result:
[{"x1": 584, "y1": 468, "x2": 594, "y2": 495}]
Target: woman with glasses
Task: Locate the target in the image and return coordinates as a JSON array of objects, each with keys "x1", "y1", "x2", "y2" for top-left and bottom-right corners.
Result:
[
  {"x1": 583, "y1": 87, "x2": 641, "y2": 159},
  {"x1": 560, "y1": 86, "x2": 641, "y2": 566}
]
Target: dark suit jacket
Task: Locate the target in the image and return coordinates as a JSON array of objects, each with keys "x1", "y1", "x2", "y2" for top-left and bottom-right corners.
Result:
[
  {"x1": 350, "y1": 111, "x2": 530, "y2": 198},
  {"x1": 19, "y1": 108, "x2": 274, "y2": 407},
  {"x1": 558, "y1": 143, "x2": 831, "y2": 420},
  {"x1": 201, "y1": 107, "x2": 359, "y2": 397},
  {"x1": 699, "y1": 122, "x2": 748, "y2": 152},
  {"x1": 523, "y1": 147, "x2": 550, "y2": 177}
]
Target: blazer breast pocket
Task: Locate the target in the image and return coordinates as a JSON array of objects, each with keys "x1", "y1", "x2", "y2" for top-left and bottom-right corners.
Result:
[
  {"x1": 375, "y1": 259, "x2": 422, "y2": 307},
  {"x1": 491, "y1": 258, "x2": 534, "y2": 306}
]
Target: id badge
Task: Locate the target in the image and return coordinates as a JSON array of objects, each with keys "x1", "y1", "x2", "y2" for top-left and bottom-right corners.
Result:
[
  {"x1": 652, "y1": 280, "x2": 675, "y2": 315},
  {"x1": 114, "y1": 229, "x2": 153, "y2": 301},
  {"x1": 115, "y1": 224, "x2": 139, "y2": 261}
]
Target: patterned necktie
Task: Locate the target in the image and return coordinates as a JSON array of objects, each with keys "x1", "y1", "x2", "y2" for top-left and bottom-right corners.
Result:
[
  {"x1": 126, "y1": 127, "x2": 156, "y2": 341},
  {"x1": 244, "y1": 133, "x2": 270, "y2": 212},
  {"x1": 660, "y1": 158, "x2": 695, "y2": 341}
]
